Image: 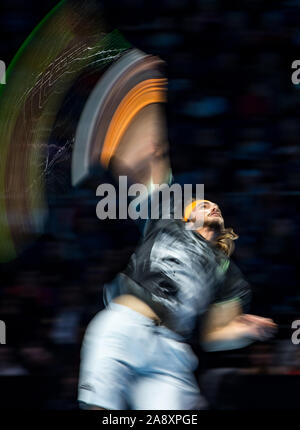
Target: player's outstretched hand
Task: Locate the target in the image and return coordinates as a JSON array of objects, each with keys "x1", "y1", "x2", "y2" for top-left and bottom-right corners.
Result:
[{"x1": 233, "y1": 314, "x2": 277, "y2": 341}]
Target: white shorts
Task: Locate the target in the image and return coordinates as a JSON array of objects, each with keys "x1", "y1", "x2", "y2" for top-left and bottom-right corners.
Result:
[{"x1": 78, "y1": 302, "x2": 206, "y2": 410}]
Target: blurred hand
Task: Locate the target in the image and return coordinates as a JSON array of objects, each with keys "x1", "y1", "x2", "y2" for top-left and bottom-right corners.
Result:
[{"x1": 232, "y1": 314, "x2": 277, "y2": 341}]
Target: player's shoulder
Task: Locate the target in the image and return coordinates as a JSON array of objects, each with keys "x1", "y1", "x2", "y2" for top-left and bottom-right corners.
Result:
[
  {"x1": 148, "y1": 219, "x2": 212, "y2": 261},
  {"x1": 143, "y1": 216, "x2": 183, "y2": 240}
]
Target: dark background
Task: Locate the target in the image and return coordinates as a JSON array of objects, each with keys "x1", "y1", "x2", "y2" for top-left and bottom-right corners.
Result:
[{"x1": 0, "y1": 0, "x2": 300, "y2": 409}]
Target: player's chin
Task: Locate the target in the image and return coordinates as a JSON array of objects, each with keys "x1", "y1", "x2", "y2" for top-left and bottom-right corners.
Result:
[{"x1": 207, "y1": 216, "x2": 224, "y2": 228}]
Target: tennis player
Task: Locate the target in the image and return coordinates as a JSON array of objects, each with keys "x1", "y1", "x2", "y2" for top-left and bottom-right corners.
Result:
[{"x1": 78, "y1": 192, "x2": 276, "y2": 409}]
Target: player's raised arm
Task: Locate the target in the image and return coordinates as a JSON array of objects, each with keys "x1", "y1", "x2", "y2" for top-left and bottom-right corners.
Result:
[
  {"x1": 72, "y1": 49, "x2": 172, "y2": 228},
  {"x1": 109, "y1": 102, "x2": 171, "y2": 192}
]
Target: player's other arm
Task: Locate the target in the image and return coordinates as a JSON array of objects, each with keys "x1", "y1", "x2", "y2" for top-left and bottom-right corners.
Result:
[{"x1": 200, "y1": 300, "x2": 277, "y2": 351}]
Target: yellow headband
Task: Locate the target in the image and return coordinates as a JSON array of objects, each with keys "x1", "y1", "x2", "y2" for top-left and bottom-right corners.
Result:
[{"x1": 183, "y1": 199, "x2": 210, "y2": 222}]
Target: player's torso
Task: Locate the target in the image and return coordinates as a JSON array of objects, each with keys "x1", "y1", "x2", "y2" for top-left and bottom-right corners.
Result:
[{"x1": 121, "y1": 219, "x2": 228, "y2": 339}]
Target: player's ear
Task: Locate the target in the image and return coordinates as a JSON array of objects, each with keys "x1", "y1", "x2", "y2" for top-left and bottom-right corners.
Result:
[{"x1": 189, "y1": 210, "x2": 197, "y2": 224}]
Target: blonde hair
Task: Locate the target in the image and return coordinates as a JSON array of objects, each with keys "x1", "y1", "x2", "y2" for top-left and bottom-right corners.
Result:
[
  {"x1": 214, "y1": 227, "x2": 238, "y2": 257},
  {"x1": 183, "y1": 199, "x2": 238, "y2": 257}
]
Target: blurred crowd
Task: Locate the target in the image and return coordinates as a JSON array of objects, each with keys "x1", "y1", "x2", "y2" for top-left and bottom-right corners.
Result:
[{"x1": 0, "y1": 0, "x2": 300, "y2": 409}]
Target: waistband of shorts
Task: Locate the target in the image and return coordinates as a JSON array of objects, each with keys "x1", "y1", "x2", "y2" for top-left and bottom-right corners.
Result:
[
  {"x1": 107, "y1": 302, "x2": 158, "y2": 325},
  {"x1": 107, "y1": 302, "x2": 185, "y2": 342}
]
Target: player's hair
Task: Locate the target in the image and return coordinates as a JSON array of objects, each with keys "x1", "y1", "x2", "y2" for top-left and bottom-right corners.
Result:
[
  {"x1": 183, "y1": 199, "x2": 238, "y2": 257},
  {"x1": 214, "y1": 227, "x2": 238, "y2": 257}
]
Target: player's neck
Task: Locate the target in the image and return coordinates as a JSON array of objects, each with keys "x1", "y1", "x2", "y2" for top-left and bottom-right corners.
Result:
[{"x1": 196, "y1": 226, "x2": 218, "y2": 242}]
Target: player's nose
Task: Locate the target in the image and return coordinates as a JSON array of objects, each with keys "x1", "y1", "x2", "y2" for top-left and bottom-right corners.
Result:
[
  {"x1": 211, "y1": 203, "x2": 219, "y2": 211},
  {"x1": 210, "y1": 204, "x2": 222, "y2": 216}
]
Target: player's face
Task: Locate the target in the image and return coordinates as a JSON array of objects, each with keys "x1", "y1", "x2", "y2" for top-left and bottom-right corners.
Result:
[{"x1": 192, "y1": 200, "x2": 224, "y2": 230}]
